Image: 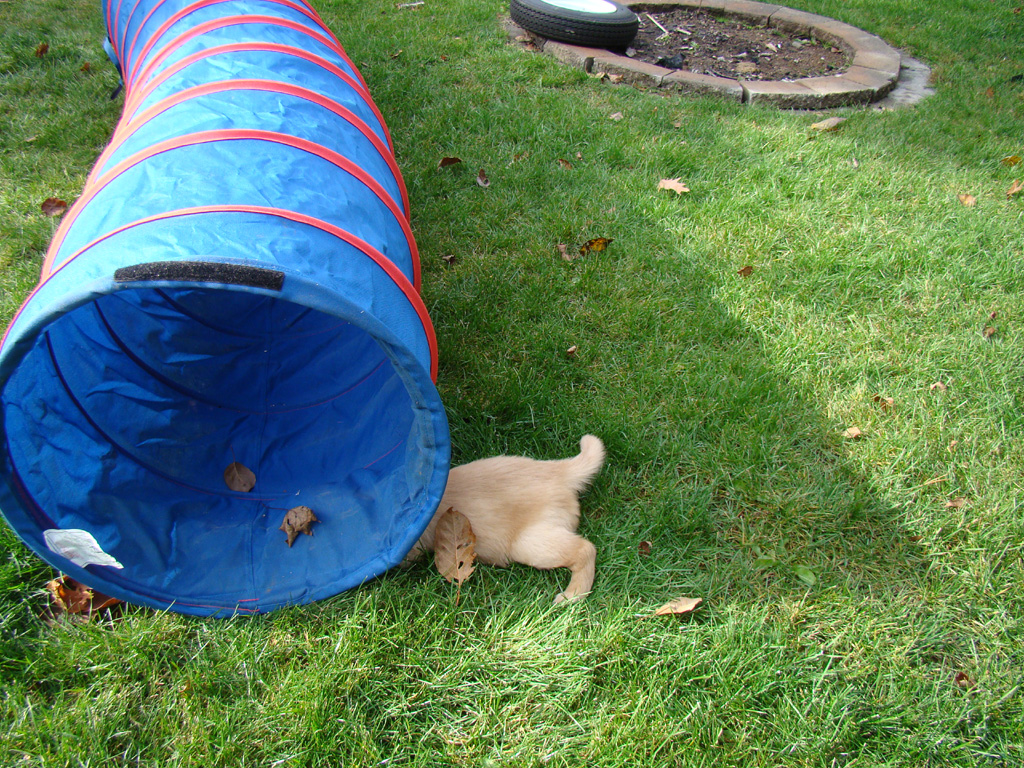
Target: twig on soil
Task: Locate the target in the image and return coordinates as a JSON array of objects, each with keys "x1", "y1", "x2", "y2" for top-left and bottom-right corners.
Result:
[{"x1": 645, "y1": 13, "x2": 671, "y2": 40}]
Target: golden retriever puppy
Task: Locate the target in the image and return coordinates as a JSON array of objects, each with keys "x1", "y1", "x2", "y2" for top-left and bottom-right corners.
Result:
[{"x1": 408, "y1": 435, "x2": 605, "y2": 602}]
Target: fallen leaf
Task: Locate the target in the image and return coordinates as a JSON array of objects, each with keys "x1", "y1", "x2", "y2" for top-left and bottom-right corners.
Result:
[
  {"x1": 476, "y1": 168, "x2": 490, "y2": 188},
  {"x1": 40, "y1": 197, "x2": 67, "y2": 217},
  {"x1": 811, "y1": 116, "x2": 846, "y2": 132},
  {"x1": 566, "y1": 344, "x2": 578, "y2": 357},
  {"x1": 989, "y1": 310, "x2": 998, "y2": 321},
  {"x1": 1002, "y1": 155, "x2": 1022, "y2": 166},
  {"x1": 948, "y1": 439, "x2": 959, "y2": 452},
  {"x1": 557, "y1": 158, "x2": 573, "y2": 169},
  {"x1": 607, "y1": 74, "x2": 623, "y2": 84},
  {"x1": 609, "y1": 111, "x2": 624, "y2": 121},
  {"x1": 672, "y1": 119, "x2": 683, "y2": 128},
  {"x1": 737, "y1": 265, "x2": 753, "y2": 277},
  {"x1": 441, "y1": 254, "x2": 457, "y2": 265},
  {"x1": 843, "y1": 426, "x2": 863, "y2": 439},
  {"x1": 575, "y1": 151, "x2": 583, "y2": 160},
  {"x1": 984, "y1": 86, "x2": 995, "y2": 98},
  {"x1": 438, "y1": 156, "x2": 462, "y2": 169},
  {"x1": 1008, "y1": 179, "x2": 1024, "y2": 198},
  {"x1": 638, "y1": 540, "x2": 652, "y2": 556},
  {"x1": 280, "y1": 505, "x2": 319, "y2": 546},
  {"x1": 80, "y1": 62, "x2": 91, "y2": 73},
  {"x1": 953, "y1": 671, "x2": 976, "y2": 690},
  {"x1": 945, "y1": 497, "x2": 967, "y2": 510},
  {"x1": 653, "y1": 596, "x2": 702, "y2": 616},
  {"x1": 792, "y1": 565, "x2": 817, "y2": 586},
  {"x1": 851, "y1": 156, "x2": 860, "y2": 168},
  {"x1": 930, "y1": 381, "x2": 948, "y2": 391},
  {"x1": 657, "y1": 178, "x2": 690, "y2": 194},
  {"x1": 224, "y1": 461, "x2": 256, "y2": 492},
  {"x1": 390, "y1": 49, "x2": 403, "y2": 59},
  {"x1": 957, "y1": 193, "x2": 977, "y2": 207},
  {"x1": 579, "y1": 237, "x2": 613, "y2": 257},
  {"x1": 557, "y1": 243, "x2": 572, "y2": 261},
  {"x1": 34, "y1": 42, "x2": 49, "y2": 57},
  {"x1": 434, "y1": 508, "x2": 476, "y2": 584},
  {"x1": 983, "y1": 325, "x2": 997, "y2": 339},
  {"x1": 872, "y1": 394, "x2": 895, "y2": 411},
  {"x1": 44, "y1": 575, "x2": 122, "y2": 623}
]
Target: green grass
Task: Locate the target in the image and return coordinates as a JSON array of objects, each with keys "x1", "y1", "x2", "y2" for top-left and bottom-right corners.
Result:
[{"x1": 2, "y1": 0, "x2": 1023, "y2": 765}]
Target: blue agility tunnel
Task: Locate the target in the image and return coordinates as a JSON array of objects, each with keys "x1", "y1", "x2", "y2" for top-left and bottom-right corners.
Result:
[{"x1": 0, "y1": 0, "x2": 449, "y2": 616}]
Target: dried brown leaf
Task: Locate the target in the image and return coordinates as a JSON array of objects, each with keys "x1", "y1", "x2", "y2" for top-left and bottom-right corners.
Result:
[
  {"x1": 1007, "y1": 179, "x2": 1024, "y2": 198},
  {"x1": 945, "y1": 497, "x2": 967, "y2": 510},
  {"x1": 557, "y1": 158, "x2": 573, "y2": 170},
  {"x1": 44, "y1": 575, "x2": 122, "y2": 623},
  {"x1": 476, "y1": 168, "x2": 490, "y2": 188},
  {"x1": 657, "y1": 178, "x2": 690, "y2": 195},
  {"x1": 41, "y1": 197, "x2": 67, "y2": 217},
  {"x1": 80, "y1": 62, "x2": 91, "y2": 73},
  {"x1": 223, "y1": 461, "x2": 256, "y2": 492},
  {"x1": 434, "y1": 508, "x2": 476, "y2": 584},
  {"x1": 872, "y1": 394, "x2": 895, "y2": 411},
  {"x1": 438, "y1": 156, "x2": 462, "y2": 169},
  {"x1": 441, "y1": 254, "x2": 457, "y2": 265},
  {"x1": 638, "y1": 540, "x2": 652, "y2": 556},
  {"x1": 930, "y1": 381, "x2": 948, "y2": 391},
  {"x1": 811, "y1": 117, "x2": 846, "y2": 132},
  {"x1": 985, "y1": 86, "x2": 995, "y2": 98},
  {"x1": 953, "y1": 671, "x2": 976, "y2": 690},
  {"x1": 958, "y1": 193, "x2": 977, "y2": 207},
  {"x1": 34, "y1": 42, "x2": 49, "y2": 58},
  {"x1": 843, "y1": 426, "x2": 863, "y2": 440},
  {"x1": 737, "y1": 265, "x2": 754, "y2": 277},
  {"x1": 566, "y1": 344, "x2": 578, "y2": 357},
  {"x1": 280, "y1": 505, "x2": 319, "y2": 547},
  {"x1": 983, "y1": 325, "x2": 997, "y2": 339},
  {"x1": 609, "y1": 111, "x2": 624, "y2": 121},
  {"x1": 653, "y1": 596, "x2": 702, "y2": 616}
]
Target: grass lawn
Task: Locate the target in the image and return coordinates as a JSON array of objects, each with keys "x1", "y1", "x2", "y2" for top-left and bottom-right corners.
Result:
[{"x1": 1, "y1": 0, "x2": 1022, "y2": 765}]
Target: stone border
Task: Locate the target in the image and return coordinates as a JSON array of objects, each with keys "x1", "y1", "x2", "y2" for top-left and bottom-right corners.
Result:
[{"x1": 508, "y1": 0, "x2": 902, "y2": 108}]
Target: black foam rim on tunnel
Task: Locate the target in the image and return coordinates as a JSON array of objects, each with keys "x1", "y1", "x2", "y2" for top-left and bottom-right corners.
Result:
[{"x1": 115, "y1": 260, "x2": 286, "y2": 290}]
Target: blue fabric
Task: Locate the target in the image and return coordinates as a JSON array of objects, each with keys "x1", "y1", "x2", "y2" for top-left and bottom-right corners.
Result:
[{"x1": 0, "y1": 0, "x2": 448, "y2": 616}]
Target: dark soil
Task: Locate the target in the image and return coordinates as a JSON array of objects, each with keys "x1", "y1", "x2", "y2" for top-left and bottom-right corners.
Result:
[{"x1": 626, "y1": 8, "x2": 850, "y2": 81}]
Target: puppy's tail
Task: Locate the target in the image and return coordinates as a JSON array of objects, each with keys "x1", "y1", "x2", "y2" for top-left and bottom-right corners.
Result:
[{"x1": 563, "y1": 434, "x2": 606, "y2": 493}]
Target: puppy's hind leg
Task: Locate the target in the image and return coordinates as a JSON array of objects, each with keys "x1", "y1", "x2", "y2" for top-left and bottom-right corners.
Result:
[{"x1": 511, "y1": 525, "x2": 596, "y2": 604}]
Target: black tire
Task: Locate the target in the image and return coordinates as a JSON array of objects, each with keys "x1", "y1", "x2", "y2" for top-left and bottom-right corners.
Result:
[{"x1": 510, "y1": 0, "x2": 639, "y2": 50}]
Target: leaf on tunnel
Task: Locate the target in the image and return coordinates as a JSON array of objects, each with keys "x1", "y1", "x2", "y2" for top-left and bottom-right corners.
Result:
[{"x1": 223, "y1": 461, "x2": 256, "y2": 492}]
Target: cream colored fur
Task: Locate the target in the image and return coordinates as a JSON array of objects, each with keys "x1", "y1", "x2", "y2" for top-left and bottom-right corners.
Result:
[{"x1": 409, "y1": 435, "x2": 605, "y2": 602}]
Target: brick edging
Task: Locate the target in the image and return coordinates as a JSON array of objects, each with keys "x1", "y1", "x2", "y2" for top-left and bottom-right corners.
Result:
[{"x1": 507, "y1": 1, "x2": 902, "y2": 108}]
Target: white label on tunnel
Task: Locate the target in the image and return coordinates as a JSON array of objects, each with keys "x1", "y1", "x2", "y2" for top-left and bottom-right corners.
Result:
[{"x1": 43, "y1": 529, "x2": 124, "y2": 569}]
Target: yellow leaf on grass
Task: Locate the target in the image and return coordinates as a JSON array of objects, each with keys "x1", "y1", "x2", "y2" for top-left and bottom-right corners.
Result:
[
  {"x1": 1002, "y1": 155, "x2": 1022, "y2": 167},
  {"x1": 654, "y1": 596, "x2": 702, "y2": 616},
  {"x1": 434, "y1": 508, "x2": 476, "y2": 585},
  {"x1": 811, "y1": 117, "x2": 846, "y2": 132},
  {"x1": 657, "y1": 178, "x2": 690, "y2": 194},
  {"x1": 579, "y1": 237, "x2": 613, "y2": 258}
]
